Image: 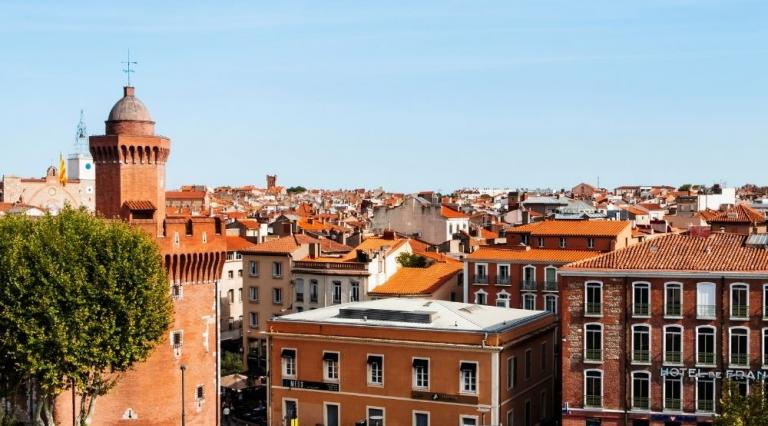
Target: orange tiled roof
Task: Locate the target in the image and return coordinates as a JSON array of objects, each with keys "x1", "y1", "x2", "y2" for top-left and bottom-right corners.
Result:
[
  {"x1": 508, "y1": 220, "x2": 630, "y2": 237},
  {"x1": 341, "y1": 236, "x2": 407, "y2": 260},
  {"x1": 702, "y1": 204, "x2": 765, "y2": 224},
  {"x1": 226, "y1": 236, "x2": 259, "y2": 252},
  {"x1": 562, "y1": 233, "x2": 768, "y2": 272},
  {"x1": 298, "y1": 218, "x2": 332, "y2": 232},
  {"x1": 369, "y1": 262, "x2": 462, "y2": 296},
  {"x1": 123, "y1": 200, "x2": 156, "y2": 211},
  {"x1": 237, "y1": 219, "x2": 261, "y2": 230},
  {"x1": 441, "y1": 205, "x2": 469, "y2": 219},
  {"x1": 166, "y1": 191, "x2": 206, "y2": 200},
  {"x1": 624, "y1": 206, "x2": 649, "y2": 216},
  {"x1": 468, "y1": 247, "x2": 598, "y2": 263},
  {"x1": 480, "y1": 228, "x2": 498, "y2": 239}
]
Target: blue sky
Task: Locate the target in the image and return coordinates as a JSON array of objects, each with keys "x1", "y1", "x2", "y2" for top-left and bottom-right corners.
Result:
[{"x1": 0, "y1": 1, "x2": 765, "y2": 193}]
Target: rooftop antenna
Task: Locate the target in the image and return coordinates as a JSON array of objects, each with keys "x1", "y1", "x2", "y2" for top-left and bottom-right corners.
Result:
[
  {"x1": 73, "y1": 109, "x2": 88, "y2": 154},
  {"x1": 121, "y1": 49, "x2": 137, "y2": 86}
]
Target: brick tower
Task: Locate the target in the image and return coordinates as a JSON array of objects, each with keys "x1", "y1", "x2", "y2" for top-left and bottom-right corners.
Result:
[{"x1": 54, "y1": 86, "x2": 226, "y2": 425}]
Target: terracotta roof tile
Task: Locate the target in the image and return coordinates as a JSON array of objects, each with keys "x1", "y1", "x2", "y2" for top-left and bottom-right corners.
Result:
[
  {"x1": 508, "y1": 220, "x2": 630, "y2": 237},
  {"x1": 562, "y1": 232, "x2": 768, "y2": 272},
  {"x1": 123, "y1": 200, "x2": 156, "y2": 211},
  {"x1": 369, "y1": 262, "x2": 462, "y2": 296},
  {"x1": 702, "y1": 204, "x2": 765, "y2": 224},
  {"x1": 441, "y1": 205, "x2": 469, "y2": 219},
  {"x1": 226, "y1": 236, "x2": 259, "y2": 252},
  {"x1": 166, "y1": 191, "x2": 206, "y2": 200},
  {"x1": 468, "y1": 247, "x2": 598, "y2": 263}
]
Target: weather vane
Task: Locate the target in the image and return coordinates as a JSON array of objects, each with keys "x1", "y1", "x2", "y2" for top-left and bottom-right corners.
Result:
[{"x1": 122, "y1": 49, "x2": 137, "y2": 86}]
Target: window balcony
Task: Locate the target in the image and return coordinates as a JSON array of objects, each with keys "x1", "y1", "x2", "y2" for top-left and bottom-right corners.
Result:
[
  {"x1": 584, "y1": 395, "x2": 602, "y2": 408},
  {"x1": 496, "y1": 276, "x2": 511, "y2": 285},
  {"x1": 730, "y1": 353, "x2": 748, "y2": 366},
  {"x1": 295, "y1": 293, "x2": 304, "y2": 302},
  {"x1": 697, "y1": 400, "x2": 714, "y2": 412},
  {"x1": 310, "y1": 295, "x2": 318, "y2": 303},
  {"x1": 633, "y1": 397, "x2": 649, "y2": 410},
  {"x1": 585, "y1": 349, "x2": 602, "y2": 362},
  {"x1": 521, "y1": 280, "x2": 536, "y2": 291},
  {"x1": 665, "y1": 398, "x2": 682, "y2": 411},
  {"x1": 665, "y1": 351, "x2": 682, "y2": 364},
  {"x1": 731, "y1": 305, "x2": 748, "y2": 319},
  {"x1": 544, "y1": 281, "x2": 558, "y2": 291},
  {"x1": 475, "y1": 276, "x2": 488, "y2": 285},
  {"x1": 633, "y1": 350, "x2": 650, "y2": 363},
  {"x1": 633, "y1": 303, "x2": 649, "y2": 316},
  {"x1": 697, "y1": 304, "x2": 716, "y2": 319},
  {"x1": 697, "y1": 352, "x2": 715, "y2": 365},
  {"x1": 585, "y1": 303, "x2": 602, "y2": 316},
  {"x1": 665, "y1": 303, "x2": 682, "y2": 317}
]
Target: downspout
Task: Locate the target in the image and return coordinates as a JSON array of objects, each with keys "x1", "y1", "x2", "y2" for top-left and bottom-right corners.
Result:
[
  {"x1": 266, "y1": 332, "x2": 272, "y2": 426},
  {"x1": 215, "y1": 279, "x2": 221, "y2": 426},
  {"x1": 719, "y1": 275, "x2": 726, "y2": 397},
  {"x1": 623, "y1": 276, "x2": 629, "y2": 425}
]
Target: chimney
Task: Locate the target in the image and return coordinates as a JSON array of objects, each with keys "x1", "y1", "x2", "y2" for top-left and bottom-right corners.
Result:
[
  {"x1": 522, "y1": 211, "x2": 530, "y2": 225},
  {"x1": 309, "y1": 242, "x2": 321, "y2": 259},
  {"x1": 382, "y1": 230, "x2": 396, "y2": 240}
]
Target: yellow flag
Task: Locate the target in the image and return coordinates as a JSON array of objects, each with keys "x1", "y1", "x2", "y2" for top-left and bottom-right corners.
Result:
[{"x1": 59, "y1": 153, "x2": 67, "y2": 187}]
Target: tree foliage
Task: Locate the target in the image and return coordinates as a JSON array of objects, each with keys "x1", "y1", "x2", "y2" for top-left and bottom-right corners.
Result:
[
  {"x1": 286, "y1": 186, "x2": 307, "y2": 194},
  {"x1": 714, "y1": 381, "x2": 768, "y2": 426},
  {"x1": 221, "y1": 351, "x2": 244, "y2": 376},
  {"x1": 0, "y1": 208, "x2": 172, "y2": 425},
  {"x1": 396, "y1": 252, "x2": 428, "y2": 268}
]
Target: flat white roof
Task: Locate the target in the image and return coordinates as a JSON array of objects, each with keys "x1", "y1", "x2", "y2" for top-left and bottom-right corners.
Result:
[{"x1": 274, "y1": 298, "x2": 552, "y2": 333}]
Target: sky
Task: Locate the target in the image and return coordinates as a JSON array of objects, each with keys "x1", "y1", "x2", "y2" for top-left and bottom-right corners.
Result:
[{"x1": 0, "y1": 1, "x2": 766, "y2": 193}]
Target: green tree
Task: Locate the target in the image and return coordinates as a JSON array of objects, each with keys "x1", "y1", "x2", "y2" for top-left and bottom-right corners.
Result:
[
  {"x1": 714, "y1": 380, "x2": 768, "y2": 426},
  {"x1": 678, "y1": 183, "x2": 692, "y2": 191},
  {"x1": 221, "y1": 351, "x2": 244, "y2": 376},
  {"x1": 286, "y1": 186, "x2": 307, "y2": 194},
  {"x1": 396, "y1": 252, "x2": 428, "y2": 268},
  {"x1": 0, "y1": 208, "x2": 172, "y2": 426}
]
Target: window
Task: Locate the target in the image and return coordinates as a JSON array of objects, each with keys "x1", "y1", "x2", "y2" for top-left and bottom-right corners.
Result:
[
  {"x1": 351, "y1": 281, "x2": 360, "y2": 302},
  {"x1": 541, "y1": 342, "x2": 547, "y2": 371},
  {"x1": 323, "y1": 352, "x2": 339, "y2": 382},
  {"x1": 196, "y1": 385, "x2": 204, "y2": 400},
  {"x1": 475, "y1": 263, "x2": 488, "y2": 284},
  {"x1": 522, "y1": 234, "x2": 529, "y2": 245},
  {"x1": 764, "y1": 328, "x2": 768, "y2": 367},
  {"x1": 522, "y1": 293, "x2": 535, "y2": 310},
  {"x1": 697, "y1": 326, "x2": 716, "y2": 366},
  {"x1": 731, "y1": 283, "x2": 749, "y2": 319},
  {"x1": 522, "y1": 266, "x2": 536, "y2": 290},
  {"x1": 544, "y1": 267, "x2": 557, "y2": 290},
  {"x1": 664, "y1": 375, "x2": 682, "y2": 410},
  {"x1": 696, "y1": 377, "x2": 715, "y2": 412},
  {"x1": 172, "y1": 284, "x2": 183, "y2": 300},
  {"x1": 238, "y1": 288, "x2": 242, "y2": 302},
  {"x1": 540, "y1": 390, "x2": 547, "y2": 420},
  {"x1": 474, "y1": 290, "x2": 487, "y2": 305},
  {"x1": 559, "y1": 237, "x2": 566, "y2": 248},
  {"x1": 584, "y1": 370, "x2": 602, "y2": 407},
  {"x1": 764, "y1": 284, "x2": 768, "y2": 318},
  {"x1": 248, "y1": 287, "x2": 259, "y2": 302},
  {"x1": 538, "y1": 237, "x2": 544, "y2": 248},
  {"x1": 507, "y1": 356, "x2": 517, "y2": 389},
  {"x1": 730, "y1": 327, "x2": 749, "y2": 366},
  {"x1": 237, "y1": 269, "x2": 242, "y2": 277},
  {"x1": 664, "y1": 325, "x2": 683, "y2": 365},
  {"x1": 283, "y1": 399, "x2": 298, "y2": 424},
  {"x1": 496, "y1": 292, "x2": 510, "y2": 308},
  {"x1": 460, "y1": 362, "x2": 477, "y2": 394},
  {"x1": 281, "y1": 349, "x2": 296, "y2": 377},
  {"x1": 585, "y1": 323, "x2": 603, "y2": 362},
  {"x1": 633, "y1": 282, "x2": 650, "y2": 317},
  {"x1": 227, "y1": 270, "x2": 234, "y2": 279},
  {"x1": 332, "y1": 281, "x2": 342, "y2": 304},
  {"x1": 249, "y1": 260, "x2": 259, "y2": 276},
  {"x1": 227, "y1": 289, "x2": 234, "y2": 304},
  {"x1": 632, "y1": 371, "x2": 650, "y2": 409},
  {"x1": 171, "y1": 331, "x2": 183, "y2": 348},
  {"x1": 367, "y1": 407, "x2": 384, "y2": 426},
  {"x1": 413, "y1": 412, "x2": 428, "y2": 426},
  {"x1": 310, "y1": 280, "x2": 319, "y2": 303},
  {"x1": 632, "y1": 325, "x2": 651, "y2": 364},
  {"x1": 524, "y1": 349, "x2": 532, "y2": 379},
  {"x1": 272, "y1": 288, "x2": 282, "y2": 304},
  {"x1": 294, "y1": 279, "x2": 304, "y2": 302},
  {"x1": 367, "y1": 355, "x2": 383, "y2": 385},
  {"x1": 506, "y1": 410, "x2": 514, "y2": 426},
  {"x1": 524, "y1": 400, "x2": 531, "y2": 426},
  {"x1": 585, "y1": 282, "x2": 602, "y2": 316},
  {"x1": 544, "y1": 294, "x2": 558, "y2": 313},
  {"x1": 325, "y1": 404, "x2": 340, "y2": 426},
  {"x1": 460, "y1": 416, "x2": 478, "y2": 426},
  {"x1": 249, "y1": 312, "x2": 258, "y2": 328},
  {"x1": 497, "y1": 264, "x2": 511, "y2": 284},
  {"x1": 587, "y1": 237, "x2": 594, "y2": 249},
  {"x1": 413, "y1": 358, "x2": 429, "y2": 389},
  {"x1": 272, "y1": 261, "x2": 282, "y2": 278},
  {"x1": 697, "y1": 282, "x2": 716, "y2": 319},
  {"x1": 665, "y1": 282, "x2": 682, "y2": 317}
]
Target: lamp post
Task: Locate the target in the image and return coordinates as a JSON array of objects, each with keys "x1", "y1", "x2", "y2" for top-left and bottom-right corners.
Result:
[{"x1": 180, "y1": 364, "x2": 187, "y2": 426}]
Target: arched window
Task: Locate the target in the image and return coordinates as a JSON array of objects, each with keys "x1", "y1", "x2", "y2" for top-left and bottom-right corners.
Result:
[
  {"x1": 696, "y1": 326, "x2": 716, "y2": 366},
  {"x1": 544, "y1": 294, "x2": 558, "y2": 313},
  {"x1": 585, "y1": 281, "x2": 602, "y2": 316},
  {"x1": 584, "y1": 323, "x2": 603, "y2": 363},
  {"x1": 632, "y1": 324, "x2": 651, "y2": 364},
  {"x1": 496, "y1": 291, "x2": 510, "y2": 308},
  {"x1": 631, "y1": 371, "x2": 650, "y2": 410},
  {"x1": 584, "y1": 370, "x2": 603, "y2": 408},
  {"x1": 729, "y1": 327, "x2": 749, "y2": 367},
  {"x1": 663, "y1": 325, "x2": 683, "y2": 365},
  {"x1": 632, "y1": 282, "x2": 651, "y2": 317},
  {"x1": 730, "y1": 283, "x2": 749, "y2": 319},
  {"x1": 664, "y1": 282, "x2": 683, "y2": 317}
]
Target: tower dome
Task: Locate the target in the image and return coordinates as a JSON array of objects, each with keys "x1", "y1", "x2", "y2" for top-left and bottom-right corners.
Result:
[{"x1": 105, "y1": 86, "x2": 155, "y2": 136}]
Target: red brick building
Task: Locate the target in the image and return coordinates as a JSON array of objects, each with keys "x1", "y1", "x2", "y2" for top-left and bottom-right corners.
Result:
[
  {"x1": 55, "y1": 85, "x2": 226, "y2": 425},
  {"x1": 267, "y1": 299, "x2": 557, "y2": 426},
  {"x1": 559, "y1": 232, "x2": 768, "y2": 426}
]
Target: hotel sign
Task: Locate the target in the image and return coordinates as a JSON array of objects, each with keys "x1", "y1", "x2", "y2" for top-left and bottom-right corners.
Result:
[
  {"x1": 661, "y1": 367, "x2": 768, "y2": 381},
  {"x1": 282, "y1": 379, "x2": 339, "y2": 392}
]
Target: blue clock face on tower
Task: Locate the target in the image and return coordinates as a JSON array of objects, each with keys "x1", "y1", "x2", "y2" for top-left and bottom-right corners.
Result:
[{"x1": 85, "y1": 163, "x2": 92, "y2": 170}]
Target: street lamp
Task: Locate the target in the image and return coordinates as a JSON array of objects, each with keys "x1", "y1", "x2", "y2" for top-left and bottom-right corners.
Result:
[{"x1": 180, "y1": 364, "x2": 187, "y2": 426}]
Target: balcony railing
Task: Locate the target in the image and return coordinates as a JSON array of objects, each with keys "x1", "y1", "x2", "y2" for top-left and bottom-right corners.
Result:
[
  {"x1": 633, "y1": 350, "x2": 650, "y2": 363},
  {"x1": 665, "y1": 398, "x2": 682, "y2": 410},
  {"x1": 585, "y1": 395, "x2": 602, "y2": 408},
  {"x1": 633, "y1": 303, "x2": 649, "y2": 316},
  {"x1": 731, "y1": 353, "x2": 748, "y2": 366},
  {"x1": 665, "y1": 303, "x2": 682, "y2": 316},
  {"x1": 697, "y1": 352, "x2": 715, "y2": 365},
  {"x1": 521, "y1": 280, "x2": 536, "y2": 291},
  {"x1": 586, "y1": 303, "x2": 602, "y2": 316},
  {"x1": 544, "y1": 281, "x2": 558, "y2": 291},
  {"x1": 585, "y1": 349, "x2": 602, "y2": 362},
  {"x1": 731, "y1": 305, "x2": 748, "y2": 318},
  {"x1": 310, "y1": 295, "x2": 318, "y2": 303},
  {"x1": 475, "y1": 276, "x2": 489, "y2": 284},
  {"x1": 295, "y1": 293, "x2": 304, "y2": 302},
  {"x1": 697, "y1": 304, "x2": 716, "y2": 318},
  {"x1": 633, "y1": 396, "x2": 649, "y2": 410},
  {"x1": 665, "y1": 351, "x2": 682, "y2": 364},
  {"x1": 293, "y1": 260, "x2": 368, "y2": 271},
  {"x1": 697, "y1": 400, "x2": 714, "y2": 412},
  {"x1": 496, "y1": 276, "x2": 511, "y2": 285}
]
